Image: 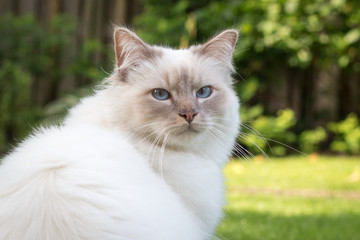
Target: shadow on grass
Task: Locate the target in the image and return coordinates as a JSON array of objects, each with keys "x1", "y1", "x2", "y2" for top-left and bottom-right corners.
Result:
[{"x1": 217, "y1": 210, "x2": 360, "y2": 240}]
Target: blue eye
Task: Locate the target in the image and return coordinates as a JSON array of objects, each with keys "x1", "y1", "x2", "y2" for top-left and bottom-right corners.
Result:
[
  {"x1": 196, "y1": 86, "x2": 212, "y2": 98},
  {"x1": 152, "y1": 88, "x2": 170, "y2": 100}
]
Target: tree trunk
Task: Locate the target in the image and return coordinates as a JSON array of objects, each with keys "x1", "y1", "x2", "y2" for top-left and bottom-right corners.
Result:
[
  {"x1": 339, "y1": 71, "x2": 360, "y2": 118},
  {"x1": 18, "y1": 0, "x2": 37, "y2": 15},
  {"x1": 287, "y1": 68, "x2": 303, "y2": 121},
  {"x1": 111, "y1": 0, "x2": 127, "y2": 26},
  {"x1": 0, "y1": 0, "x2": 16, "y2": 14},
  {"x1": 312, "y1": 64, "x2": 340, "y2": 127},
  {"x1": 58, "y1": 0, "x2": 80, "y2": 93},
  {"x1": 264, "y1": 65, "x2": 289, "y2": 115}
]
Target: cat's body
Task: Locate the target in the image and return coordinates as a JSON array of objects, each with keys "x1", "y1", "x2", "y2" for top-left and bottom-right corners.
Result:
[{"x1": 0, "y1": 28, "x2": 240, "y2": 240}]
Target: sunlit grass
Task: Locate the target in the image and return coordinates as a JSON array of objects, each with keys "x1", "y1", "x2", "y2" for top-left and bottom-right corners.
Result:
[
  {"x1": 217, "y1": 156, "x2": 360, "y2": 240},
  {"x1": 224, "y1": 155, "x2": 360, "y2": 191}
]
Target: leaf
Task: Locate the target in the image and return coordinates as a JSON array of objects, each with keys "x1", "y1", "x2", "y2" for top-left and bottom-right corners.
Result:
[{"x1": 344, "y1": 29, "x2": 360, "y2": 45}]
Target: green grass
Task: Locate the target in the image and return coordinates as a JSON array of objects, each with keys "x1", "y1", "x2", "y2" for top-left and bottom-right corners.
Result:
[
  {"x1": 217, "y1": 156, "x2": 360, "y2": 240},
  {"x1": 224, "y1": 155, "x2": 360, "y2": 190}
]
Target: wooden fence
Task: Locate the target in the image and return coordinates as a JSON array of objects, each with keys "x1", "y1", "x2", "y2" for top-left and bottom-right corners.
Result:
[
  {"x1": 0, "y1": 0, "x2": 142, "y2": 106},
  {"x1": 1, "y1": 0, "x2": 359, "y2": 129}
]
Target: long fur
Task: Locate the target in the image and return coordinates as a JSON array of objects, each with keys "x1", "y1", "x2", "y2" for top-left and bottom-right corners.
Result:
[{"x1": 0, "y1": 28, "x2": 240, "y2": 240}]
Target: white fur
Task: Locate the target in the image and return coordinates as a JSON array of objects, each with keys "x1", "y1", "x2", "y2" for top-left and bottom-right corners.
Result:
[
  {"x1": 0, "y1": 30, "x2": 240, "y2": 240},
  {"x1": 0, "y1": 126, "x2": 205, "y2": 239}
]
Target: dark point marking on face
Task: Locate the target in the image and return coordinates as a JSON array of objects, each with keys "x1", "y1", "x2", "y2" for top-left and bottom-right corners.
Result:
[
  {"x1": 200, "y1": 88, "x2": 227, "y2": 116},
  {"x1": 163, "y1": 71, "x2": 170, "y2": 86},
  {"x1": 179, "y1": 66, "x2": 189, "y2": 84},
  {"x1": 179, "y1": 65, "x2": 198, "y2": 97},
  {"x1": 139, "y1": 94, "x2": 174, "y2": 124}
]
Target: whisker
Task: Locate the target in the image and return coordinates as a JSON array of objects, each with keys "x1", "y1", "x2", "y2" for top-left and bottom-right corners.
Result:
[
  {"x1": 158, "y1": 132, "x2": 170, "y2": 180},
  {"x1": 125, "y1": 121, "x2": 163, "y2": 141},
  {"x1": 234, "y1": 142, "x2": 268, "y2": 174},
  {"x1": 148, "y1": 128, "x2": 166, "y2": 168},
  {"x1": 238, "y1": 133, "x2": 270, "y2": 161},
  {"x1": 147, "y1": 126, "x2": 174, "y2": 172},
  {"x1": 246, "y1": 134, "x2": 308, "y2": 157},
  {"x1": 133, "y1": 129, "x2": 159, "y2": 147},
  {"x1": 145, "y1": 130, "x2": 162, "y2": 166},
  {"x1": 208, "y1": 129, "x2": 261, "y2": 179},
  {"x1": 241, "y1": 123, "x2": 272, "y2": 153},
  {"x1": 210, "y1": 120, "x2": 300, "y2": 159},
  {"x1": 206, "y1": 122, "x2": 260, "y2": 160},
  {"x1": 205, "y1": 121, "x2": 270, "y2": 176}
]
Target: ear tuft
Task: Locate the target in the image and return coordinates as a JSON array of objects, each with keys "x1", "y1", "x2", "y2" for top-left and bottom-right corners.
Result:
[
  {"x1": 193, "y1": 29, "x2": 239, "y2": 67},
  {"x1": 113, "y1": 27, "x2": 150, "y2": 69}
]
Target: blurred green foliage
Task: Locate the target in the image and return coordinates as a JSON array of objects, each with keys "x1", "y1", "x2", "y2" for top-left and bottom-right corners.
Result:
[
  {"x1": 136, "y1": 0, "x2": 360, "y2": 156},
  {"x1": 0, "y1": 14, "x2": 73, "y2": 153},
  {"x1": 299, "y1": 127, "x2": 327, "y2": 153},
  {"x1": 251, "y1": 109, "x2": 297, "y2": 155},
  {"x1": 328, "y1": 113, "x2": 360, "y2": 154},
  {"x1": 240, "y1": 107, "x2": 297, "y2": 156},
  {"x1": 42, "y1": 39, "x2": 108, "y2": 124},
  {"x1": 0, "y1": 14, "x2": 108, "y2": 154},
  {"x1": 1, "y1": 0, "x2": 360, "y2": 156},
  {"x1": 136, "y1": 0, "x2": 360, "y2": 69},
  {"x1": 0, "y1": 61, "x2": 40, "y2": 153},
  {"x1": 0, "y1": 14, "x2": 74, "y2": 80}
]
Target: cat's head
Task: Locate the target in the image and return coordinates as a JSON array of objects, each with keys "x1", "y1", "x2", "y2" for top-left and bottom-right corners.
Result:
[{"x1": 106, "y1": 27, "x2": 240, "y2": 150}]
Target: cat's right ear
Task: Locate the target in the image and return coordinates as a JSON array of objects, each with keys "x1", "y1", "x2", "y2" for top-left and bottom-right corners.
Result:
[
  {"x1": 192, "y1": 29, "x2": 238, "y2": 71},
  {"x1": 113, "y1": 27, "x2": 152, "y2": 80}
]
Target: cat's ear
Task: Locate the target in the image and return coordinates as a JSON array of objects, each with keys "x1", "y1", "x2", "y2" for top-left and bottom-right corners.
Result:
[
  {"x1": 193, "y1": 29, "x2": 238, "y2": 68},
  {"x1": 113, "y1": 27, "x2": 152, "y2": 79}
]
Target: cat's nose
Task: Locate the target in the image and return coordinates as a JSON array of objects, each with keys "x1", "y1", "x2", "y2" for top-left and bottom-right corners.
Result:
[{"x1": 179, "y1": 109, "x2": 198, "y2": 124}]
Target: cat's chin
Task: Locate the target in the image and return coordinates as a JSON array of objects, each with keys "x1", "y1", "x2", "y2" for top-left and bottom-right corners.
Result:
[
  {"x1": 174, "y1": 123, "x2": 206, "y2": 136},
  {"x1": 177, "y1": 126, "x2": 198, "y2": 135},
  {"x1": 167, "y1": 124, "x2": 209, "y2": 148}
]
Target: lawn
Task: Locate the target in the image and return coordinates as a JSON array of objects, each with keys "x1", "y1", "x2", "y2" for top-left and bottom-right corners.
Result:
[{"x1": 217, "y1": 156, "x2": 360, "y2": 240}]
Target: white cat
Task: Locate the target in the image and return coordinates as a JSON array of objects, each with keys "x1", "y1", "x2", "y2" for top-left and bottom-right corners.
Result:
[{"x1": 0, "y1": 27, "x2": 240, "y2": 240}]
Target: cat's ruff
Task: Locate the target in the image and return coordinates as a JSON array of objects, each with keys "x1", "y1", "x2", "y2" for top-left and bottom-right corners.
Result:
[{"x1": 0, "y1": 28, "x2": 240, "y2": 240}]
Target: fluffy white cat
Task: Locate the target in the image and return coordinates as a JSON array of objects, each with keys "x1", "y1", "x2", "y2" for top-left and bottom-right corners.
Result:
[{"x1": 0, "y1": 27, "x2": 240, "y2": 240}]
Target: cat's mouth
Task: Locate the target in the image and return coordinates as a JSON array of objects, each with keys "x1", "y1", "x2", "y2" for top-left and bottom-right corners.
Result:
[{"x1": 175, "y1": 123, "x2": 204, "y2": 135}]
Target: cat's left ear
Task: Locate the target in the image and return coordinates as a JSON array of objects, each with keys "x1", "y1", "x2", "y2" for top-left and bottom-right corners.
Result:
[
  {"x1": 193, "y1": 29, "x2": 238, "y2": 69},
  {"x1": 113, "y1": 27, "x2": 153, "y2": 80}
]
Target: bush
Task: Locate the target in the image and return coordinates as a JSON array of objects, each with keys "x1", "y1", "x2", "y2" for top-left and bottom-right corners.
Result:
[
  {"x1": 0, "y1": 61, "x2": 41, "y2": 153},
  {"x1": 241, "y1": 108, "x2": 297, "y2": 156},
  {"x1": 299, "y1": 127, "x2": 327, "y2": 153},
  {"x1": 0, "y1": 14, "x2": 76, "y2": 153},
  {"x1": 328, "y1": 113, "x2": 360, "y2": 154},
  {"x1": 135, "y1": 0, "x2": 360, "y2": 156},
  {"x1": 0, "y1": 14, "x2": 108, "y2": 154}
]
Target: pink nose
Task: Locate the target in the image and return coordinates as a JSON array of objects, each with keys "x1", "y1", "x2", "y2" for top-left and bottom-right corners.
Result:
[{"x1": 179, "y1": 110, "x2": 198, "y2": 124}]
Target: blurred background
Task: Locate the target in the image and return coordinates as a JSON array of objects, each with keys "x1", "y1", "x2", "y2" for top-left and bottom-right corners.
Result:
[
  {"x1": 1, "y1": 1, "x2": 360, "y2": 239},
  {"x1": 0, "y1": 0, "x2": 359, "y2": 156}
]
